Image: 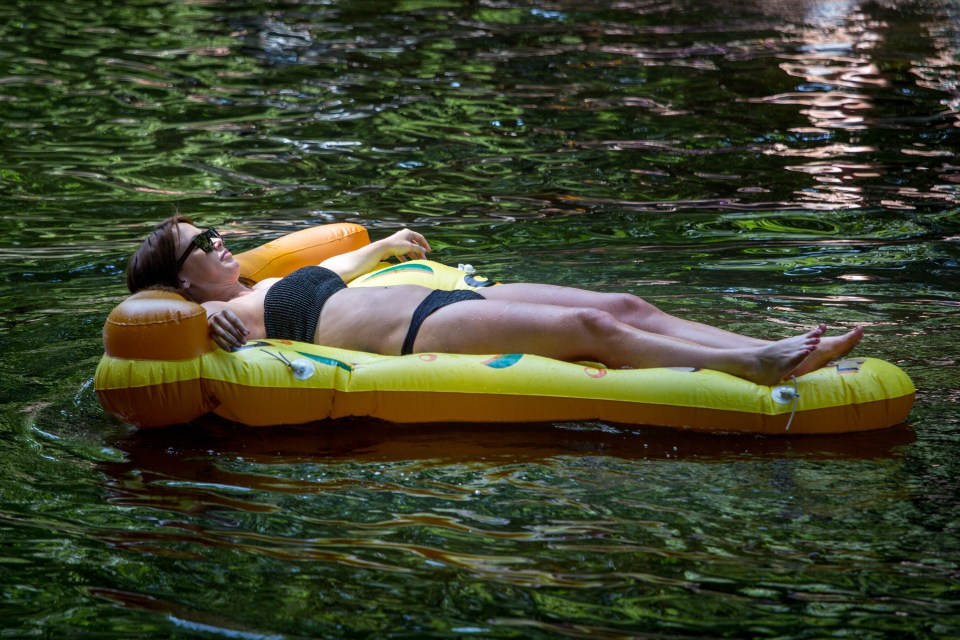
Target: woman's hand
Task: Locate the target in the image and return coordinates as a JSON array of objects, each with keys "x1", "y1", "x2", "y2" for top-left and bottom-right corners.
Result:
[
  {"x1": 208, "y1": 309, "x2": 249, "y2": 352},
  {"x1": 375, "y1": 229, "x2": 432, "y2": 262}
]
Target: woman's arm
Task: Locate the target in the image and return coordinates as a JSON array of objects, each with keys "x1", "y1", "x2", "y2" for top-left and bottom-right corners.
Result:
[
  {"x1": 320, "y1": 229, "x2": 431, "y2": 282},
  {"x1": 203, "y1": 302, "x2": 250, "y2": 352}
]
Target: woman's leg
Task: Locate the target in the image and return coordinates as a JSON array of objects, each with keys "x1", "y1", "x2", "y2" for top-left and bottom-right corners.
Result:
[
  {"x1": 484, "y1": 283, "x2": 766, "y2": 348},
  {"x1": 483, "y1": 283, "x2": 862, "y2": 370},
  {"x1": 412, "y1": 298, "x2": 822, "y2": 386}
]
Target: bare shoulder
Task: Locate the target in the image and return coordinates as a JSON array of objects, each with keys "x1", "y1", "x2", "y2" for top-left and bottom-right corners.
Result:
[
  {"x1": 201, "y1": 300, "x2": 231, "y2": 316},
  {"x1": 250, "y1": 277, "x2": 279, "y2": 291},
  {"x1": 201, "y1": 295, "x2": 267, "y2": 339}
]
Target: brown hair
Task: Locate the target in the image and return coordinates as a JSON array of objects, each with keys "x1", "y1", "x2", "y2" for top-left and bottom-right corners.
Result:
[{"x1": 126, "y1": 215, "x2": 193, "y2": 293}]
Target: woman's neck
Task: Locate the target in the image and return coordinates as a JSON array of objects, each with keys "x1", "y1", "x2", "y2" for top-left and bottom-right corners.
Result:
[{"x1": 190, "y1": 279, "x2": 251, "y2": 303}]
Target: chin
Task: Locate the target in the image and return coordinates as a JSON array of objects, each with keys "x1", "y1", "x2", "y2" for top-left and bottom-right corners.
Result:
[{"x1": 211, "y1": 259, "x2": 241, "y2": 281}]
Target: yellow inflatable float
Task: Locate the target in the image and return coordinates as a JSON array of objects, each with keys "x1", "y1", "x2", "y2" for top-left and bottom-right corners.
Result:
[{"x1": 95, "y1": 224, "x2": 915, "y2": 434}]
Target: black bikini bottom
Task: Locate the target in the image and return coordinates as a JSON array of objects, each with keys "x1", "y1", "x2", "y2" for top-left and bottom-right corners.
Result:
[{"x1": 401, "y1": 289, "x2": 485, "y2": 355}]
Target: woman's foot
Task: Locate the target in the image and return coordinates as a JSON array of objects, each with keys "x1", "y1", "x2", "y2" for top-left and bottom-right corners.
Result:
[
  {"x1": 788, "y1": 325, "x2": 864, "y2": 378},
  {"x1": 732, "y1": 324, "x2": 825, "y2": 386}
]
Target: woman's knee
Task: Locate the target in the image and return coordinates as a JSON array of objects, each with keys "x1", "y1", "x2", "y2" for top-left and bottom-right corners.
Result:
[
  {"x1": 603, "y1": 292, "x2": 661, "y2": 322},
  {"x1": 568, "y1": 307, "x2": 622, "y2": 338}
]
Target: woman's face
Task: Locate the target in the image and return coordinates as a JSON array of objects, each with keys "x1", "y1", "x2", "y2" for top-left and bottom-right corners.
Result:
[{"x1": 175, "y1": 222, "x2": 240, "y2": 285}]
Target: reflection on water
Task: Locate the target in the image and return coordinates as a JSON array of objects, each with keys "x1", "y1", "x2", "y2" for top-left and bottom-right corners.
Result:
[
  {"x1": 0, "y1": 0, "x2": 958, "y2": 637},
  {"x1": 86, "y1": 420, "x2": 931, "y2": 634}
]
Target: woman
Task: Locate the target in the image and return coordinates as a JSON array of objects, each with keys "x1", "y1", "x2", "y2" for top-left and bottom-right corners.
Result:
[{"x1": 126, "y1": 216, "x2": 863, "y2": 386}]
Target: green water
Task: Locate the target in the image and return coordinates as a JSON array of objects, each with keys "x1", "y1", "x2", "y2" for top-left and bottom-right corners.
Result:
[{"x1": 1, "y1": 0, "x2": 958, "y2": 637}]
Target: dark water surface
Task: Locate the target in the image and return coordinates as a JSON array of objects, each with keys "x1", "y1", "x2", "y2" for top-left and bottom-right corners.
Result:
[{"x1": 1, "y1": 0, "x2": 958, "y2": 637}]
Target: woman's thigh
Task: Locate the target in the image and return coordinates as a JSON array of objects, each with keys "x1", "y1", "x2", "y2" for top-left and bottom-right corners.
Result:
[
  {"x1": 482, "y1": 282, "x2": 661, "y2": 320},
  {"x1": 483, "y1": 283, "x2": 615, "y2": 306},
  {"x1": 411, "y1": 298, "x2": 612, "y2": 360}
]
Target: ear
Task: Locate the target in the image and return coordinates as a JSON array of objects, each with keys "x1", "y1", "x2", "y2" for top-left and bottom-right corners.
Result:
[{"x1": 178, "y1": 279, "x2": 198, "y2": 303}]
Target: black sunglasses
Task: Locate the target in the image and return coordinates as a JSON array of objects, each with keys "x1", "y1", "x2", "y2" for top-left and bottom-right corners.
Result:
[{"x1": 176, "y1": 228, "x2": 222, "y2": 271}]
